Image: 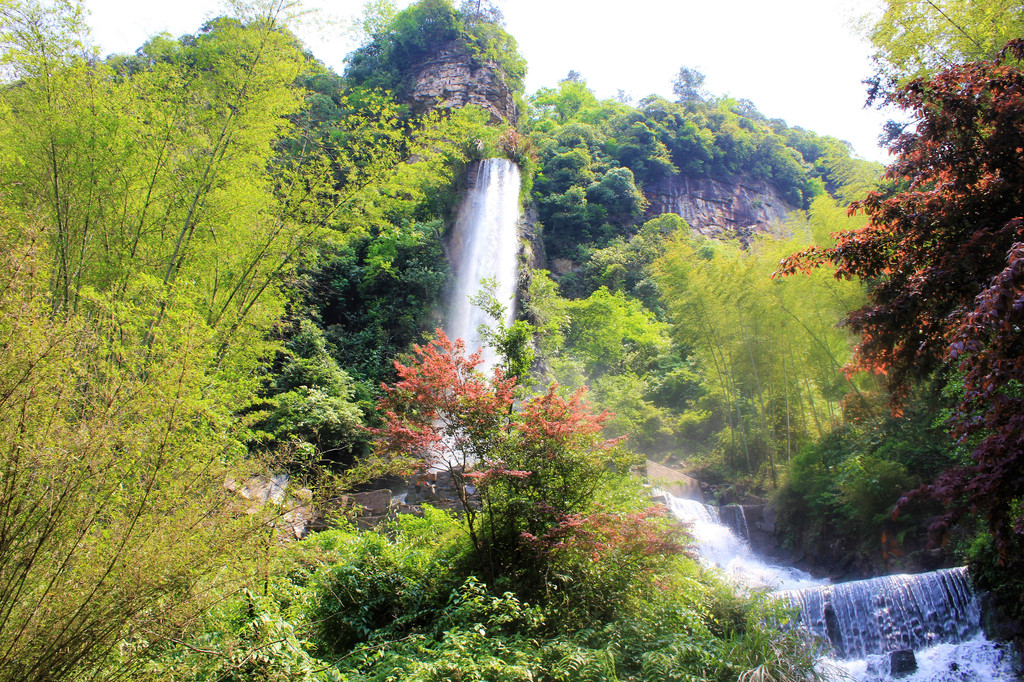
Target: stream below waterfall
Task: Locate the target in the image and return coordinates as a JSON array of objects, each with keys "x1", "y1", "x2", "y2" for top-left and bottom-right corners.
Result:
[{"x1": 661, "y1": 492, "x2": 1020, "y2": 681}]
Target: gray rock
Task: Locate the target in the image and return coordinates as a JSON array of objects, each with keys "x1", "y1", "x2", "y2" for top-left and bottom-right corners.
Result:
[
  {"x1": 351, "y1": 489, "x2": 393, "y2": 516},
  {"x1": 407, "y1": 42, "x2": 516, "y2": 124},
  {"x1": 645, "y1": 174, "x2": 797, "y2": 243},
  {"x1": 233, "y1": 473, "x2": 289, "y2": 505},
  {"x1": 225, "y1": 473, "x2": 318, "y2": 539},
  {"x1": 889, "y1": 649, "x2": 917, "y2": 677}
]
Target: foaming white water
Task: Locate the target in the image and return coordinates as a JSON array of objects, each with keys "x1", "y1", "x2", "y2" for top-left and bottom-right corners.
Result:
[
  {"x1": 661, "y1": 493, "x2": 821, "y2": 591},
  {"x1": 445, "y1": 158, "x2": 521, "y2": 370},
  {"x1": 829, "y1": 635, "x2": 1019, "y2": 681}
]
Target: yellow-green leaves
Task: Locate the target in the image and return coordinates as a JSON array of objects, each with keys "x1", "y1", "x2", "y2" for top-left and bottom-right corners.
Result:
[
  {"x1": 654, "y1": 200, "x2": 870, "y2": 478},
  {"x1": 0, "y1": 4, "x2": 345, "y2": 677},
  {"x1": 861, "y1": 0, "x2": 1024, "y2": 85}
]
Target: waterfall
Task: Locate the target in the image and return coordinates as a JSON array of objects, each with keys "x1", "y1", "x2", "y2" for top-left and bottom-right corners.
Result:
[
  {"x1": 661, "y1": 491, "x2": 1019, "y2": 680},
  {"x1": 445, "y1": 158, "x2": 521, "y2": 369},
  {"x1": 780, "y1": 567, "x2": 980, "y2": 659},
  {"x1": 662, "y1": 494, "x2": 819, "y2": 591}
]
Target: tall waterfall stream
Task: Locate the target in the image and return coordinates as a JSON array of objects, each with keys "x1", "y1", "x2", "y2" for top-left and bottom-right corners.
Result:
[
  {"x1": 444, "y1": 158, "x2": 521, "y2": 368},
  {"x1": 664, "y1": 493, "x2": 1019, "y2": 681},
  {"x1": 442, "y1": 157, "x2": 1018, "y2": 680}
]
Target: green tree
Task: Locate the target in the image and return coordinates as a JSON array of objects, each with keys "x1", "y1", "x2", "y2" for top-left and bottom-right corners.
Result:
[
  {"x1": 0, "y1": 2, "x2": 352, "y2": 676},
  {"x1": 672, "y1": 65, "x2": 708, "y2": 104},
  {"x1": 256, "y1": 321, "x2": 365, "y2": 465},
  {"x1": 655, "y1": 203, "x2": 868, "y2": 480},
  {"x1": 861, "y1": 0, "x2": 1024, "y2": 87}
]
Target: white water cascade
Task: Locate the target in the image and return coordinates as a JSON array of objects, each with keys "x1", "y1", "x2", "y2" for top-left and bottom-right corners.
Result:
[
  {"x1": 445, "y1": 158, "x2": 522, "y2": 369},
  {"x1": 662, "y1": 491, "x2": 1020, "y2": 681},
  {"x1": 662, "y1": 494, "x2": 820, "y2": 591}
]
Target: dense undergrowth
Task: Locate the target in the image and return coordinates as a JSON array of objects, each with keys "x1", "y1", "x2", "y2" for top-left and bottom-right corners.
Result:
[{"x1": 143, "y1": 507, "x2": 820, "y2": 682}]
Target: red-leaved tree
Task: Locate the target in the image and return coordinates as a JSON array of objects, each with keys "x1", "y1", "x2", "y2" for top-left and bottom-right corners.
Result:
[
  {"x1": 371, "y1": 331, "x2": 516, "y2": 555},
  {"x1": 777, "y1": 40, "x2": 1024, "y2": 552},
  {"x1": 369, "y1": 330, "x2": 682, "y2": 590}
]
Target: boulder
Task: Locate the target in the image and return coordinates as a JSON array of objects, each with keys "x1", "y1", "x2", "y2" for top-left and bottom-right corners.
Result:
[
  {"x1": 889, "y1": 649, "x2": 917, "y2": 677},
  {"x1": 350, "y1": 489, "x2": 393, "y2": 516},
  {"x1": 225, "y1": 473, "x2": 318, "y2": 539}
]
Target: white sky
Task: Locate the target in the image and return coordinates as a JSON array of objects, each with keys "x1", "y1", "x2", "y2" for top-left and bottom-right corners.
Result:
[{"x1": 82, "y1": 0, "x2": 893, "y2": 163}]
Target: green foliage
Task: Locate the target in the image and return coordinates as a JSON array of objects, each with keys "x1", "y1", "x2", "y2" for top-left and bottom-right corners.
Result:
[
  {"x1": 653, "y1": 200, "x2": 870, "y2": 481},
  {"x1": 0, "y1": 221, "x2": 274, "y2": 680},
  {"x1": 148, "y1": 589, "x2": 345, "y2": 682},
  {"x1": 835, "y1": 454, "x2": 914, "y2": 526},
  {"x1": 308, "y1": 219, "x2": 450, "y2": 386},
  {"x1": 311, "y1": 510, "x2": 468, "y2": 652},
  {"x1": 963, "y1": 528, "x2": 1024, "y2": 629},
  {"x1": 254, "y1": 321, "x2": 366, "y2": 465},
  {"x1": 567, "y1": 213, "x2": 687, "y2": 311},
  {"x1": 672, "y1": 66, "x2": 708, "y2": 104},
  {"x1": 525, "y1": 81, "x2": 860, "y2": 263},
  {"x1": 526, "y1": 267, "x2": 690, "y2": 458},
  {"x1": 860, "y1": 0, "x2": 1024, "y2": 88},
  {"x1": 470, "y1": 278, "x2": 537, "y2": 387},
  {"x1": 0, "y1": 2, "x2": 352, "y2": 676},
  {"x1": 562, "y1": 287, "x2": 666, "y2": 378},
  {"x1": 7, "y1": 0, "x2": 992, "y2": 676},
  {"x1": 149, "y1": 505, "x2": 820, "y2": 682},
  {"x1": 585, "y1": 166, "x2": 648, "y2": 224},
  {"x1": 531, "y1": 193, "x2": 874, "y2": 475},
  {"x1": 774, "y1": 391, "x2": 959, "y2": 567}
]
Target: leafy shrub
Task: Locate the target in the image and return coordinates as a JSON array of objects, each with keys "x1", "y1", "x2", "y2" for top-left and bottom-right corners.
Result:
[{"x1": 310, "y1": 507, "x2": 468, "y2": 652}]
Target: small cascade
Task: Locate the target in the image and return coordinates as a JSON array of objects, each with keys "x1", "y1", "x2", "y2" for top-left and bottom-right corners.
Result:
[
  {"x1": 660, "y1": 490, "x2": 1020, "y2": 680},
  {"x1": 780, "y1": 567, "x2": 980, "y2": 660},
  {"x1": 662, "y1": 493, "x2": 820, "y2": 591},
  {"x1": 445, "y1": 158, "x2": 521, "y2": 370},
  {"x1": 719, "y1": 504, "x2": 750, "y2": 543}
]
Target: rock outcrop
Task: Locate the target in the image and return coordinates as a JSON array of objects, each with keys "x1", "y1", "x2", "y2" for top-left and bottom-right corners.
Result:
[
  {"x1": 647, "y1": 460, "x2": 703, "y2": 502},
  {"x1": 645, "y1": 174, "x2": 798, "y2": 242},
  {"x1": 408, "y1": 42, "x2": 517, "y2": 124}
]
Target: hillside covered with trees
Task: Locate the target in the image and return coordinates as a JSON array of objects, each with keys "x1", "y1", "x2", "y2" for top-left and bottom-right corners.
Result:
[{"x1": 0, "y1": 0, "x2": 1022, "y2": 679}]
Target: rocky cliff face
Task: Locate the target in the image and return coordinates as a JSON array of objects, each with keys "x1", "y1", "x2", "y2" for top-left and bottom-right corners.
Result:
[
  {"x1": 645, "y1": 174, "x2": 798, "y2": 242},
  {"x1": 408, "y1": 42, "x2": 517, "y2": 124}
]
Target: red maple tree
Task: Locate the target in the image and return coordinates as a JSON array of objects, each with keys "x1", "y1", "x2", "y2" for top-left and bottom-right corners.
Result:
[
  {"x1": 777, "y1": 40, "x2": 1024, "y2": 551},
  {"x1": 369, "y1": 330, "x2": 682, "y2": 587}
]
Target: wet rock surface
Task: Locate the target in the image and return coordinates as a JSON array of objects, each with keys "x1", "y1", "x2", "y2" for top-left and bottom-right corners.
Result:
[
  {"x1": 647, "y1": 460, "x2": 703, "y2": 502},
  {"x1": 888, "y1": 649, "x2": 917, "y2": 677}
]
